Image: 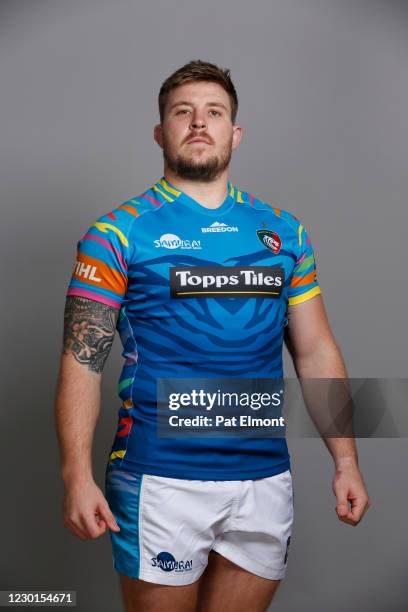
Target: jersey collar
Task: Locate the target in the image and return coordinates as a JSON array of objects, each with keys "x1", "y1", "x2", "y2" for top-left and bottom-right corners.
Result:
[{"x1": 153, "y1": 176, "x2": 237, "y2": 217}]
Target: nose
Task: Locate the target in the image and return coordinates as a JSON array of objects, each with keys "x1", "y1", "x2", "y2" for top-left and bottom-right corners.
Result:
[{"x1": 190, "y1": 110, "x2": 207, "y2": 130}]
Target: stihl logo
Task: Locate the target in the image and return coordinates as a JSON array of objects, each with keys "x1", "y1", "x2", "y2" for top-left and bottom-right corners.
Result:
[{"x1": 74, "y1": 260, "x2": 102, "y2": 282}]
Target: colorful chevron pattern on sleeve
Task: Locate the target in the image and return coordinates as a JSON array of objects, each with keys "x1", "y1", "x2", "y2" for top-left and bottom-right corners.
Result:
[
  {"x1": 284, "y1": 213, "x2": 321, "y2": 306},
  {"x1": 66, "y1": 204, "x2": 139, "y2": 308}
]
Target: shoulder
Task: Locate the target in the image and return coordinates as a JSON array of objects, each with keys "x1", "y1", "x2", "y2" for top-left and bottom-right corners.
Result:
[
  {"x1": 235, "y1": 187, "x2": 304, "y2": 236},
  {"x1": 81, "y1": 192, "x2": 163, "y2": 244}
]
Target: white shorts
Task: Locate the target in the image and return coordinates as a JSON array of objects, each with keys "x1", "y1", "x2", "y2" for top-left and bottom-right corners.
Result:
[{"x1": 105, "y1": 465, "x2": 294, "y2": 586}]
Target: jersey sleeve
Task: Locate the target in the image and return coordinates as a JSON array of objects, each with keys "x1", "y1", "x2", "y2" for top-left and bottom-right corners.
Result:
[
  {"x1": 66, "y1": 207, "x2": 136, "y2": 309},
  {"x1": 287, "y1": 220, "x2": 321, "y2": 306}
]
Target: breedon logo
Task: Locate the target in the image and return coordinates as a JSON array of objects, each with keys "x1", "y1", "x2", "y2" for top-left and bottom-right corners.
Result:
[
  {"x1": 201, "y1": 221, "x2": 239, "y2": 233},
  {"x1": 256, "y1": 230, "x2": 282, "y2": 254},
  {"x1": 170, "y1": 266, "x2": 284, "y2": 299}
]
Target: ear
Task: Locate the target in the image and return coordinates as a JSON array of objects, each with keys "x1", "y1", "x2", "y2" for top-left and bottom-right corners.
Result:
[
  {"x1": 231, "y1": 124, "x2": 243, "y2": 151},
  {"x1": 153, "y1": 123, "x2": 163, "y2": 148}
]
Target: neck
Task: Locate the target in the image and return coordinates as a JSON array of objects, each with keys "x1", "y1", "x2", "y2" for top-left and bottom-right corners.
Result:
[{"x1": 163, "y1": 167, "x2": 230, "y2": 209}]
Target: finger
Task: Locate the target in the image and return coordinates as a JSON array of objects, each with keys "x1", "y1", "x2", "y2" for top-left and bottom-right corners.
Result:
[
  {"x1": 337, "y1": 503, "x2": 363, "y2": 526},
  {"x1": 339, "y1": 514, "x2": 357, "y2": 526},
  {"x1": 336, "y1": 503, "x2": 349, "y2": 517},
  {"x1": 334, "y1": 483, "x2": 349, "y2": 513},
  {"x1": 77, "y1": 513, "x2": 104, "y2": 539},
  {"x1": 93, "y1": 512, "x2": 107, "y2": 534},
  {"x1": 97, "y1": 503, "x2": 121, "y2": 532},
  {"x1": 89, "y1": 512, "x2": 108, "y2": 538},
  {"x1": 335, "y1": 497, "x2": 356, "y2": 523},
  {"x1": 335, "y1": 496, "x2": 350, "y2": 519},
  {"x1": 335, "y1": 501, "x2": 357, "y2": 524},
  {"x1": 351, "y1": 496, "x2": 371, "y2": 521}
]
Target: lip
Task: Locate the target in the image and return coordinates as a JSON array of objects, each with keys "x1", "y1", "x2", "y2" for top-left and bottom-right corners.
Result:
[{"x1": 186, "y1": 138, "x2": 211, "y2": 144}]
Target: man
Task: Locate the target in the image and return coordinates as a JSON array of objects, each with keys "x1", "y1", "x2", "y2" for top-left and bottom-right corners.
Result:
[{"x1": 55, "y1": 59, "x2": 371, "y2": 612}]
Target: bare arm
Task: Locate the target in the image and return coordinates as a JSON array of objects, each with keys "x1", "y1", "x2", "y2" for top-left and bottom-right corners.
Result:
[
  {"x1": 284, "y1": 294, "x2": 371, "y2": 525},
  {"x1": 54, "y1": 295, "x2": 120, "y2": 539},
  {"x1": 285, "y1": 294, "x2": 356, "y2": 462}
]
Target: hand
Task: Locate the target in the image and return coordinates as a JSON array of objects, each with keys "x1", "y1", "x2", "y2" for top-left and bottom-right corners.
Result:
[
  {"x1": 332, "y1": 460, "x2": 371, "y2": 526},
  {"x1": 62, "y1": 477, "x2": 120, "y2": 540}
]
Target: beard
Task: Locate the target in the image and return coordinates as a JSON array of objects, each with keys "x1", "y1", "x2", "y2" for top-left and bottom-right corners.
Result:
[{"x1": 162, "y1": 135, "x2": 233, "y2": 182}]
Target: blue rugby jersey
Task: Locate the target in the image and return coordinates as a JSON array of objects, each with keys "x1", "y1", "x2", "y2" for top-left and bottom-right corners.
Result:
[{"x1": 66, "y1": 177, "x2": 321, "y2": 479}]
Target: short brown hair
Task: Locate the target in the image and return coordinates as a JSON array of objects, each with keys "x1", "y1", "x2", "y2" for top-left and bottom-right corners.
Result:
[{"x1": 158, "y1": 59, "x2": 238, "y2": 123}]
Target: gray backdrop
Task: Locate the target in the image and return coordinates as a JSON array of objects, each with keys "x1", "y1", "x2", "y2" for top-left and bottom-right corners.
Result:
[{"x1": 0, "y1": 0, "x2": 407, "y2": 610}]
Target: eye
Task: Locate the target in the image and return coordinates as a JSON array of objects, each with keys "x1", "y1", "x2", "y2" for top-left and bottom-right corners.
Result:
[
  {"x1": 175, "y1": 109, "x2": 189, "y2": 115},
  {"x1": 209, "y1": 109, "x2": 222, "y2": 117}
]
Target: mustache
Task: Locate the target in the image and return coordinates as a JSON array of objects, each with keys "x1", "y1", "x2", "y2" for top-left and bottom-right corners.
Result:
[{"x1": 184, "y1": 133, "x2": 213, "y2": 144}]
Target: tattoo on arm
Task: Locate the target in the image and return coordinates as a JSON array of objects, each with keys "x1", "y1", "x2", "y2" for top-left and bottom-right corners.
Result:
[{"x1": 63, "y1": 296, "x2": 119, "y2": 373}]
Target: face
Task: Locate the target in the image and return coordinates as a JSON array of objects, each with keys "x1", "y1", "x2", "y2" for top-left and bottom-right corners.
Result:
[{"x1": 154, "y1": 81, "x2": 242, "y2": 182}]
